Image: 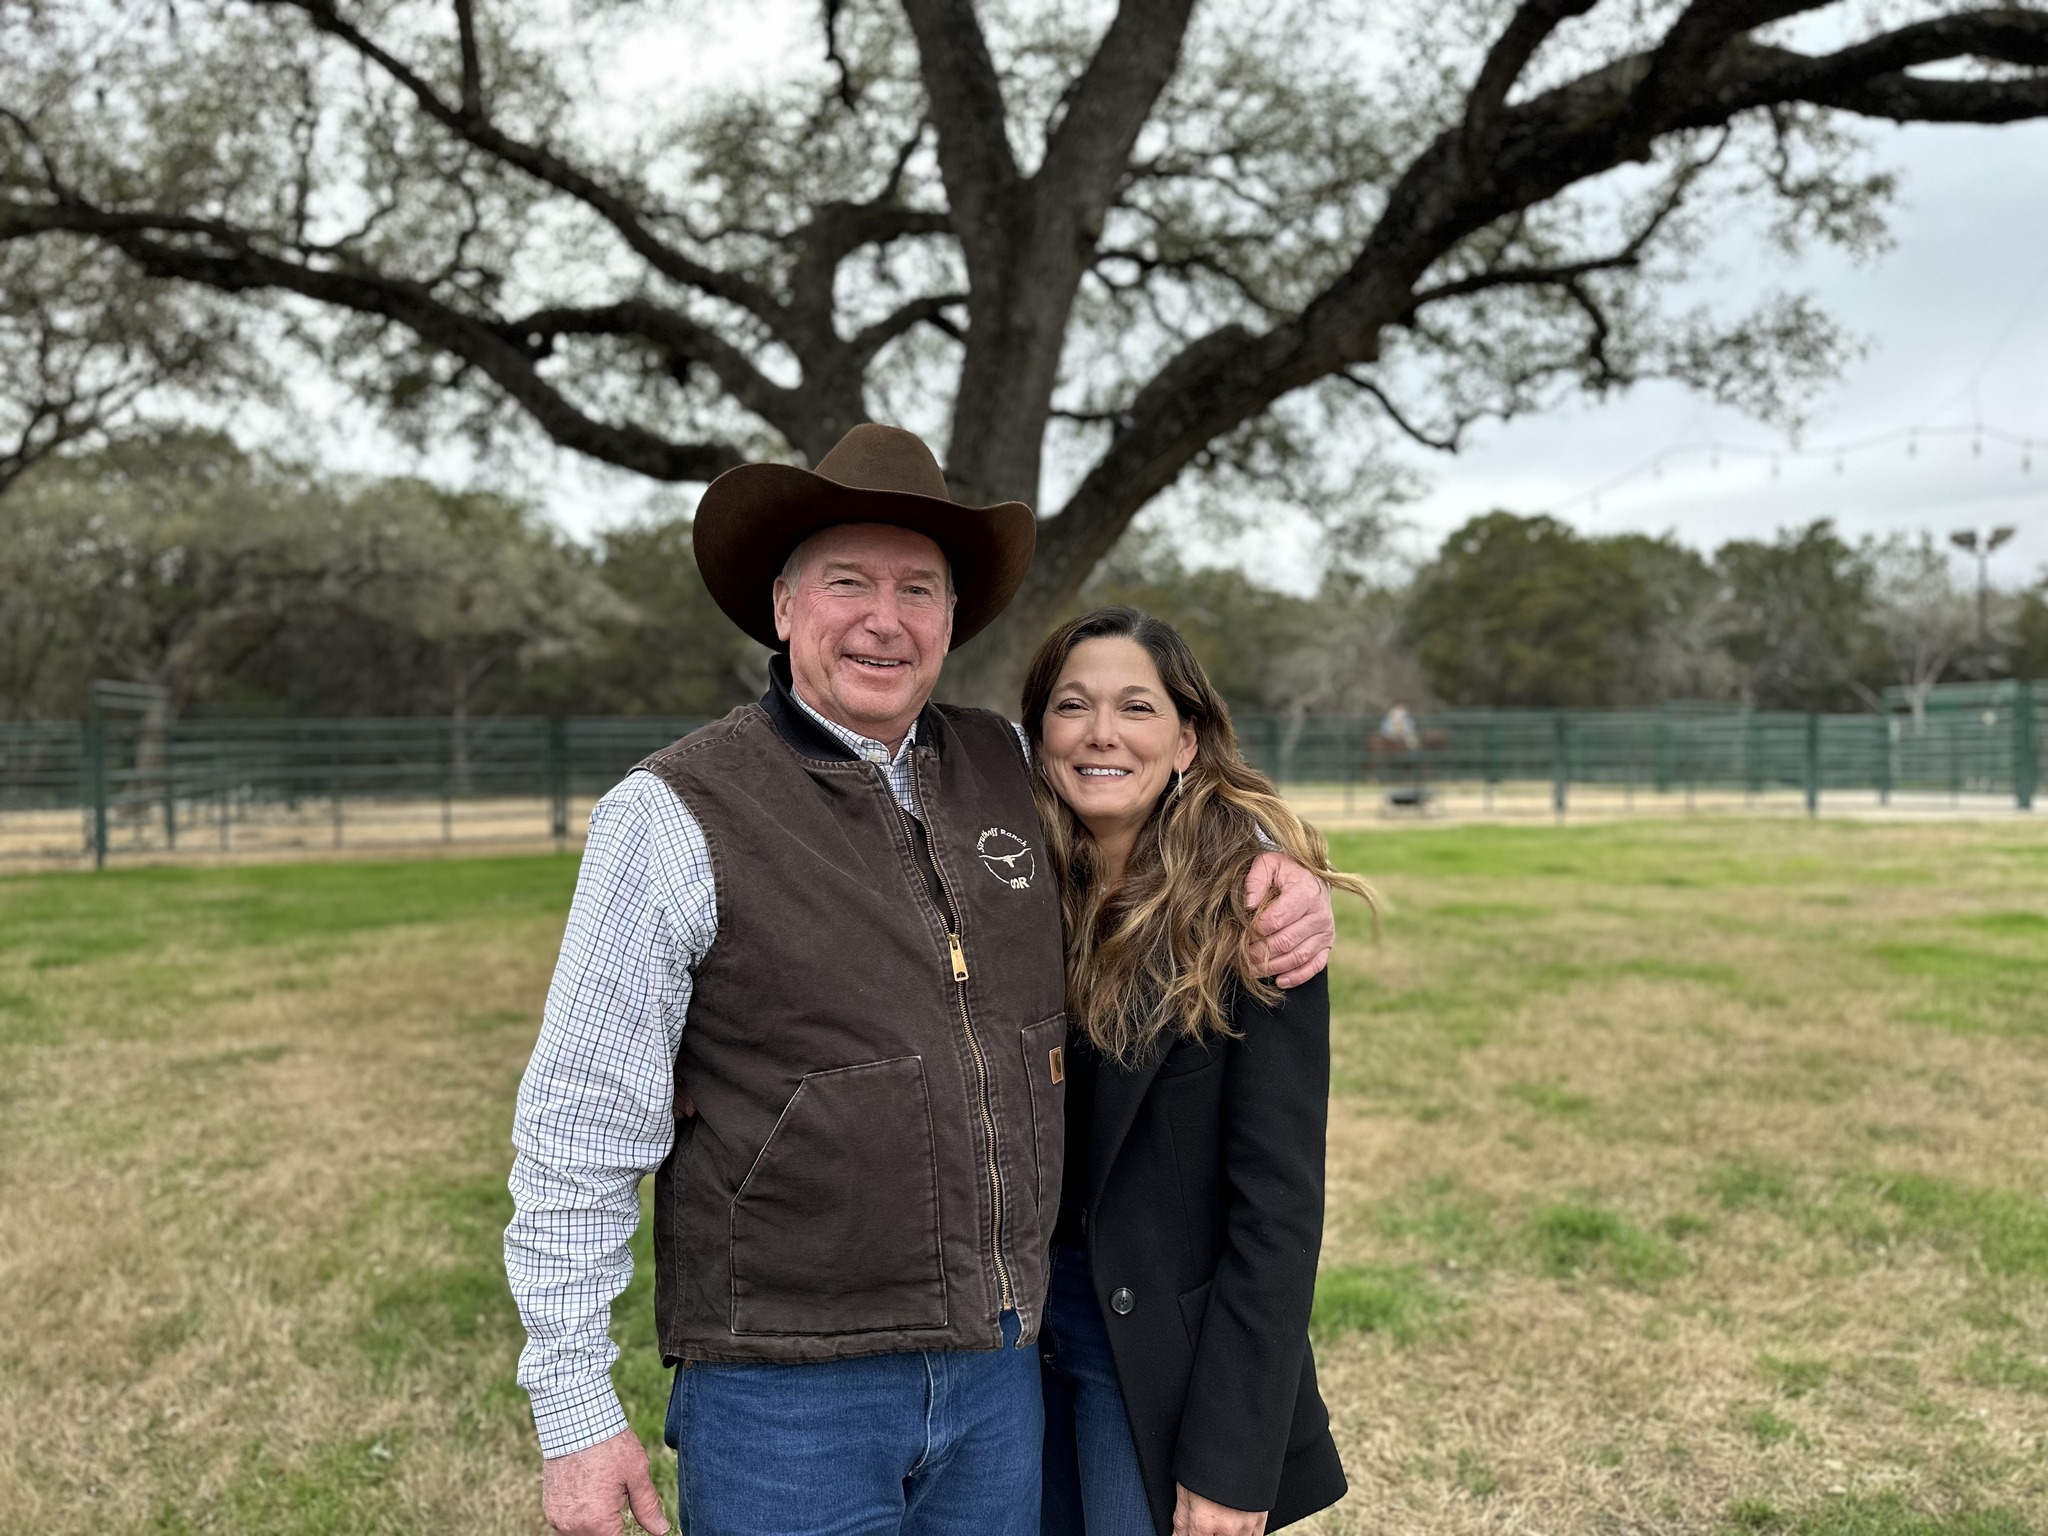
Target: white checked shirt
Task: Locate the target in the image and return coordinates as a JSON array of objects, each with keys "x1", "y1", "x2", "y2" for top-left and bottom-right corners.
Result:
[{"x1": 505, "y1": 694, "x2": 1029, "y2": 1457}]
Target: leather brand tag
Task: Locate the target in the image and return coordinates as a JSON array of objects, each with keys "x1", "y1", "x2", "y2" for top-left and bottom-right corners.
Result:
[{"x1": 1048, "y1": 1045, "x2": 1065, "y2": 1085}]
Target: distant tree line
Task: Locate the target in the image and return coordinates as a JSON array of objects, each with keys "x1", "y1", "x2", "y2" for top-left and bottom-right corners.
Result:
[{"x1": 3, "y1": 433, "x2": 2043, "y2": 722}]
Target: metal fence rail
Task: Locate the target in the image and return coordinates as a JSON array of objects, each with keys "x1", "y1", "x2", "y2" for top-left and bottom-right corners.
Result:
[{"x1": 1, "y1": 681, "x2": 2038, "y2": 868}]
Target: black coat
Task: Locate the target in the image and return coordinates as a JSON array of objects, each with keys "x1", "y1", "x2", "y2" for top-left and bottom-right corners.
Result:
[{"x1": 1077, "y1": 971, "x2": 1345, "y2": 1534}]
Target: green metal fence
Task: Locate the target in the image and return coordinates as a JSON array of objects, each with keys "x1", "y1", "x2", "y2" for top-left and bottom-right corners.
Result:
[
  {"x1": 1251, "y1": 683, "x2": 2041, "y2": 816},
  {"x1": 1, "y1": 681, "x2": 2038, "y2": 867}
]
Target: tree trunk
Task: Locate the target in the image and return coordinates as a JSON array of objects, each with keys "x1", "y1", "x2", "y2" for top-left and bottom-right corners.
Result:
[{"x1": 938, "y1": 571, "x2": 1059, "y2": 715}]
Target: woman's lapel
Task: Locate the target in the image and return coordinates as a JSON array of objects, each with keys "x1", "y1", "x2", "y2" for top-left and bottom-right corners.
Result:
[{"x1": 1087, "y1": 1048, "x2": 1168, "y2": 1212}]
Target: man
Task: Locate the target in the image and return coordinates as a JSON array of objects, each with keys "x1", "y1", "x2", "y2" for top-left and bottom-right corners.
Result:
[{"x1": 506, "y1": 424, "x2": 1337, "y2": 1536}]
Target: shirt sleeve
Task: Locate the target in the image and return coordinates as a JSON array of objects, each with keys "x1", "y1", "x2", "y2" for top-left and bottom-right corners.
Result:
[{"x1": 505, "y1": 772, "x2": 715, "y2": 1457}]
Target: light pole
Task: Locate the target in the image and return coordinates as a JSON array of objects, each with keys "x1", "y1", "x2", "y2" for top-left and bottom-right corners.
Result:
[{"x1": 1949, "y1": 526, "x2": 2017, "y2": 677}]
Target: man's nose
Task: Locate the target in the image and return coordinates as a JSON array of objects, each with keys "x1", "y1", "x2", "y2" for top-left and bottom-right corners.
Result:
[{"x1": 859, "y1": 590, "x2": 906, "y2": 636}]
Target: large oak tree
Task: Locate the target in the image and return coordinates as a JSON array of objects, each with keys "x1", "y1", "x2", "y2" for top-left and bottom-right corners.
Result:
[{"x1": 3, "y1": 0, "x2": 2044, "y2": 704}]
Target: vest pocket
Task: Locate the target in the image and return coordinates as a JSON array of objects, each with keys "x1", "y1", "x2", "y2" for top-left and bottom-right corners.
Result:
[
  {"x1": 728, "y1": 1056, "x2": 948, "y2": 1336},
  {"x1": 1021, "y1": 1014, "x2": 1068, "y2": 1253}
]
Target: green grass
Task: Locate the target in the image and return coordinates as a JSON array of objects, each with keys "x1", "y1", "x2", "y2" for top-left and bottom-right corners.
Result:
[
  {"x1": 1311, "y1": 1263, "x2": 1446, "y2": 1344},
  {"x1": 1523, "y1": 1200, "x2": 1689, "y2": 1288},
  {"x1": 1759, "y1": 1354, "x2": 1831, "y2": 1398},
  {"x1": 0, "y1": 856, "x2": 577, "y2": 969},
  {"x1": 5, "y1": 822, "x2": 2047, "y2": 1534}
]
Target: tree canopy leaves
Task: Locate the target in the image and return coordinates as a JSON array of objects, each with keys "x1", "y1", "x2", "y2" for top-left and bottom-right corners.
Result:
[{"x1": 3, "y1": 0, "x2": 2045, "y2": 700}]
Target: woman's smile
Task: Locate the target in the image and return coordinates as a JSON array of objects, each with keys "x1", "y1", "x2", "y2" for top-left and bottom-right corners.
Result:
[{"x1": 1037, "y1": 636, "x2": 1198, "y2": 882}]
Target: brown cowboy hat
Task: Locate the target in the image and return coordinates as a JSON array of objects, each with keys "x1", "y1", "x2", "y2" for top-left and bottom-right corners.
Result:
[{"x1": 692, "y1": 423, "x2": 1035, "y2": 651}]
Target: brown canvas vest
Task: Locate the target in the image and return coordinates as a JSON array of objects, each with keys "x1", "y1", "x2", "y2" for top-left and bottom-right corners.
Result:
[{"x1": 638, "y1": 666, "x2": 1066, "y2": 1363}]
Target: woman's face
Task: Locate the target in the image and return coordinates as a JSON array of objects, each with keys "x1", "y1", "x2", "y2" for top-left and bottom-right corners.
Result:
[{"x1": 1038, "y1": 636, "x2": 1198, "y2": 841}]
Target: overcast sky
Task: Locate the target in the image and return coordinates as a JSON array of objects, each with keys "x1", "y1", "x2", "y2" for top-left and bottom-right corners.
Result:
[
  {"x1": 1387, "y1": 119, "x2": 2048, "y2": 592},
  {"x1": 314, "y1": 8, "x2": 2048, "y2": 596}
]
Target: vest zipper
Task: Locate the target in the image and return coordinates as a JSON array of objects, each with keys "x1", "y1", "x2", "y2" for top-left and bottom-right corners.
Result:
[
  {"x1": 899, "y1": 793, "x2": 1016, "y2": 1320},
  {"x1": 937, "y1": 906, "x2": 1016, "y2": 1318}
]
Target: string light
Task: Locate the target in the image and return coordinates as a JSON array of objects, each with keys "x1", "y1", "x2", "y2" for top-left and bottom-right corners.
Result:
[{"x1": 1542, "y1": 420, "x2": 2048, "y2": 517}]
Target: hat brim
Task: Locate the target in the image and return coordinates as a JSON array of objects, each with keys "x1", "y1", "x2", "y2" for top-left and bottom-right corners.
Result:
[{"x1": 692, "y1": 463, "x2": 1035, "y2": 651}]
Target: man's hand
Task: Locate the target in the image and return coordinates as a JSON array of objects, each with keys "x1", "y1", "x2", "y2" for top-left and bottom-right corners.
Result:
[
  {"x1": 1173, "y1": 1483, "x2": 1268, "y2": 1536},
  {"x1": 541, "y1": 1428, "x2": 670, "y2": 1536},
  {"x1": 1244, "y1": 851, "x2": 1335, "y2": 987}
]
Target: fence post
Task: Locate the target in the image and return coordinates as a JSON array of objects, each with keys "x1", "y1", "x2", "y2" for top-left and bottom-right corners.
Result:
[
  {"x1": 2015, "y1": 683, "x2": 2037, "y2": 812},
  {"x1": 1876, "y1": 713, "x2": 1892, "y2": 808},
  {"x1": 86, "y1": 695, "x2": 108, "y2": 870},
  {"x1": 162, "y1": 719, "x2": 177, "y2": 850},
  {"x1": 1654, "y1": 705, "x2": 1672, "y2": 794},
  {"x1": 1552, "y1": 712, "x2": 1569, "y2": 822},
  {"x1": 1483, "y1": 714, "x2": 1498, "y2": 812},
  {"x1": 1805, "y1": 712, "x2": 1820, "y2": 818},
  {"x1": 548, "y1": 717, "x2": 570, "y2": 848}
]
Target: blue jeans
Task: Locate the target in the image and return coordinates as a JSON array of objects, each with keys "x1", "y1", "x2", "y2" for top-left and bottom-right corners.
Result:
[
  {"x1": 1039, "y1": 1247, "x2": 1155, "y2": 1536},
  {"x1": 665, "y1": 1311, "x2": 1041, "y2": 1536}
]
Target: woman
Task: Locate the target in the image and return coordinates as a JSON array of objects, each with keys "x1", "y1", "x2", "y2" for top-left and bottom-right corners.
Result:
[{"x1": 1023, "y1": 606, "x2": 1373, "y2": 1536}]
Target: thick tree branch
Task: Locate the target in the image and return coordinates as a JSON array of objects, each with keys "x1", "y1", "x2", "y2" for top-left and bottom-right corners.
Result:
[
  {"x1": 1409, "y1": 129, "x2": 1724, "y2": 312},
  {"x1": 1623, "y1": 0, "x2": 1830, "y2": 145},
  {"x1": 452, "y1": 0, "x2": 483, "y2": 118},
  {"x1": 507, "y1": 301, "x2": 806, "y2": 434},
  {"x1": 1463, "y1": 0, "x2": 1600, "y2": 165},
  {"x1": 898, "y1": 0, "x2": 1019, "y2": 268},
  {"x1": 1036, "y1": 0, "x2": 1198, "y2": 242},
  {"x1": 1698, "y1": 15, "x2": 2048, "y2": 123},
  {"x1": 1, "y1": 202, "x2": 744, "y2": 482},
  {"x1": 786, "y1": 200, "x2": 952, "y2": 343}
]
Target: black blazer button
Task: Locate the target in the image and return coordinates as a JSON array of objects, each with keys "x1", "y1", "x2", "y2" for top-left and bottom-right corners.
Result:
[{"x1": 1109, "y1": 1287, "x2": 1135, "y2": 1315}]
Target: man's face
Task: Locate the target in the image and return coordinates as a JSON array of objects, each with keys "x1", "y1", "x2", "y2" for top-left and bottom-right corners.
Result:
[{"x1": 773, "y1": 523, "x2": 954, "y2": 747}]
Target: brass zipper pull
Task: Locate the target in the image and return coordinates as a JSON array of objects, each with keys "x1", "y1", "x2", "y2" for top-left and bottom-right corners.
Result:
[{"x1": 947, "y1": 932, "x2": 969, "y2": 981}]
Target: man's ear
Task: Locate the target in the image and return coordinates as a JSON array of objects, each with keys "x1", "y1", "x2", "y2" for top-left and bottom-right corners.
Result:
[{"x1": 772, "y1": 577, "x2": 794, "y2": 644}]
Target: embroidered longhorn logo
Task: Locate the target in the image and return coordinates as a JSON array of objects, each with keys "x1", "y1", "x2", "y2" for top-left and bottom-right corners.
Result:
[{"x1": 976, "y1": 827, "x2": 1035, "y2": 890}]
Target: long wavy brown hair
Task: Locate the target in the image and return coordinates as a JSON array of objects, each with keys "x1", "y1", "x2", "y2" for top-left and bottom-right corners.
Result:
[{"x1": 1021, "y1": 606, "x2": 1376, "y2": 1064}]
